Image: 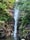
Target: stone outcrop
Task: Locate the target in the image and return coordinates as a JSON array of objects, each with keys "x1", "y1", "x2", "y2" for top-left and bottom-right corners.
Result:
[{"x1": 2, "y1": 18, "x2": 15, "y2": 37}]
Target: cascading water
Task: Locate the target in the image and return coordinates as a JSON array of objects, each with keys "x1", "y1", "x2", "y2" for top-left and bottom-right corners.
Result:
[
  {"x1": 14, "y1": 8, "x2": 19, "y2": 37},
  {"x1": 14, "y1": 0, "x2": 19, "y2": 40}
]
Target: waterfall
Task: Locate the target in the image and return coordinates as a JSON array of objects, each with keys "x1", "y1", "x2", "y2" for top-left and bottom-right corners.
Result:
[
  {"x1": 14, "y1": 8, "x2": 19, "y2": 37},
  {"x1": 14, "y1": 0, "x2": 19, "y2": 39}
]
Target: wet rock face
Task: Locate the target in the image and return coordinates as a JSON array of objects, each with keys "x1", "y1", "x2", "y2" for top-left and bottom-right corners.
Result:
[
  {"x1": 0, "y1": 29, "x2": 5, "y2": 38},
  {"x1": 3, "y1": 18, "x2": 15, "y2": 37}
]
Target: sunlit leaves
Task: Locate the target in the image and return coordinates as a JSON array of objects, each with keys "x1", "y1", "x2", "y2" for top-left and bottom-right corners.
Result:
[
  {"x1": 0, "y1": 3, "x2": 7, "y2": 9},
  {"x1": 0, "y1": 0, "x2": 14, "y2": 21}
]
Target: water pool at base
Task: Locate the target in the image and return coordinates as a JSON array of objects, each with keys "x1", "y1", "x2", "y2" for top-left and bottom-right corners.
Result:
[
  {"x1": 0, "y1": 36, "x2": 20, "y2": 40},
  {"x1": 0, "y1": 37, "x2": 13, "y2": 40}
]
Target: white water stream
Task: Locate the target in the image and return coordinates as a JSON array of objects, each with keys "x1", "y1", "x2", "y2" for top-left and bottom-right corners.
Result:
[{"x1": 14, "y1": 0, "x2": 19, "y2": 38}]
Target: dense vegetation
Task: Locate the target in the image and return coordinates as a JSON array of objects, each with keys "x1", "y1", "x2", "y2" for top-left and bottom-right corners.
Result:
[
  {"x1": 0, "y1": 0, "x2": 15, "y2": 21},
  {"x1": 0, "y1": 0, "x2": 30, "y2": 38},
  {"x1": 17, "y1": 0, "x2": 30, "y2": 38}
]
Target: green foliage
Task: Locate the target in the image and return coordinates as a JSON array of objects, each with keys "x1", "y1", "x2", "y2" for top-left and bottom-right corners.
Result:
[
  {"x1": 18, "y1": 0, "x2": 30, "y2": 38},
  {"x1": 0, "y1": 9, "x2": 12, "y2": 21},
  {"x1": 0, "y1": 0, "x2": 15, "y2": 21},
  {"x1": 0, "y1": 3, "x2": 7, "y2": 9},
  {"x1": 19, "y1": 0, "x2": 30, "y2": 24}
]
